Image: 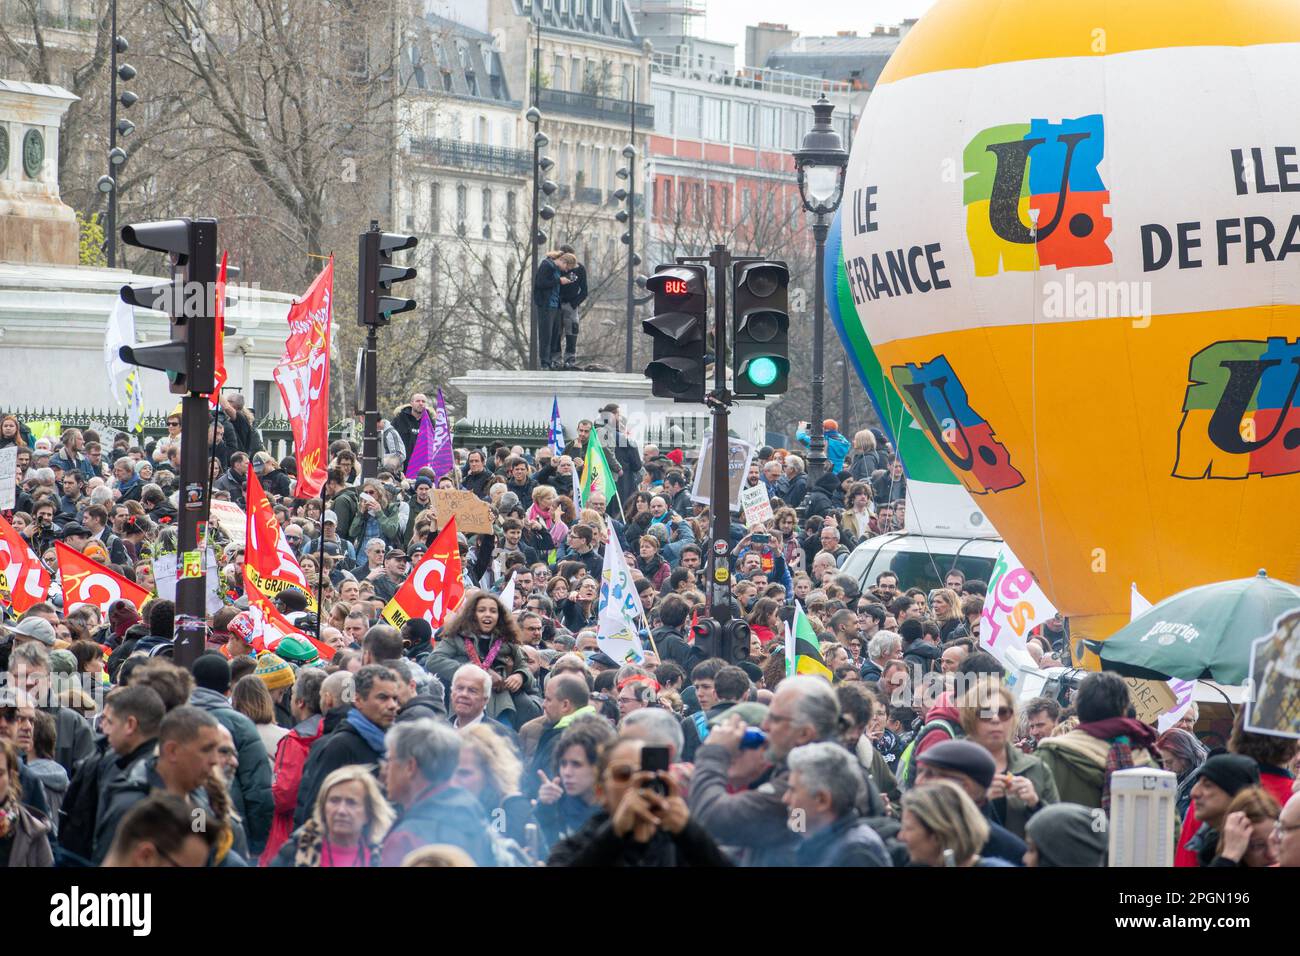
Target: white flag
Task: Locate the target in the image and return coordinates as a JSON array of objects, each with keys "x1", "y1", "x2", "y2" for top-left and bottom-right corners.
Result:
[
  {"x1": 979, "y1": 541, "x2": 1058, "y2": 669},
  {"x1": 104, "y1": 296, "x2": 134, "y2": 402},
  {"x1": 498, "y1": 574, "x2": 517, "y2": 614},
  {"x1": 596, "y1": 517, "x2": 646, "y2": 665}
]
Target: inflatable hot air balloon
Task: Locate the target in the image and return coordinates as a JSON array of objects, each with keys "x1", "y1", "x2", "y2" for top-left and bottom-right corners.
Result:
[{"x1": 837, "y1": 0, "x2": 1300, "y2": 656}]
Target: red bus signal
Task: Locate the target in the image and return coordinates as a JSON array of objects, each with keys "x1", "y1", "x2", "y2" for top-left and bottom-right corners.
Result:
[{"x1": 663, "y1": 278, "x2": 689, "y2": 295}]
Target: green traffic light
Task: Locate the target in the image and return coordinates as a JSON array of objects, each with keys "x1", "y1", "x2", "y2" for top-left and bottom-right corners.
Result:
[{"x1": 747, "y1": 356, "x2": 779, "y2": 388}]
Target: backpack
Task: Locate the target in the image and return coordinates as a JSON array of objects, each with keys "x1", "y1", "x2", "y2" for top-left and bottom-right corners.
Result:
[{"x1": 896, "y1": 717, "x2": 961, "y2": 791}]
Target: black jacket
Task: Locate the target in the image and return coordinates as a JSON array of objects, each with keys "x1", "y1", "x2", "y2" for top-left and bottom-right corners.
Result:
[
  {"x1": 902, "y1": 641, "x2": 942, "y2": 675},
  {"x1": 650, "y1": 625, "x2": 704, "y2": 675},
  {"x1": 558, "y1": 263, "x2": 588, "y2": 308},
  {"x1": 391, "y1": 406, "x2": 423, "y2": 468},
  {"x1": 189, "y1": 688, "x2": 273, "y2": 850},
  {"x1": 294, "y1": 716, "x2": 384, "y2": 827},
  {"x1": 461, "y1": 467, "x2": 495, "y2": 500},
  {"x1": 547, "y1": 809, "x2": 732, "y2": 867}
]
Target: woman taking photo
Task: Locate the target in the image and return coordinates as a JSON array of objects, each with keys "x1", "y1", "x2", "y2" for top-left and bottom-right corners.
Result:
[
  {"x1": 558, "y1": 577, "x2": 600, "y2": 634},
  {"x1": 271, "y1": 766, "x2": 393, "y2": 867},
  {"x1": 348, "y1": 481, "x2": 402, "y2": 550},
  {"x1": 898, "y1": 779, "x2": 1012, "y2": 867},
  {"x1": 548, "y1": 736, "x2": 730, "y2": 866},
  {"x1": 427, "y1": 589, "x2": 538, "y2": 729},
  {"x1": 535, "y1": 720, "x2": 616, "y2": 851},
  {"x1": 959, "y1": 682, "x2": 1059, "y2": 838}
]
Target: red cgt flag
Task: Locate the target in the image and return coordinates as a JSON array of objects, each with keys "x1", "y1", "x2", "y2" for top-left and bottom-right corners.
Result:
[
  {"x1": 247, "y1": 591, "x2": 336, "y2": 661},
  {"x1": 210, "y1": 251, "x2": 229, "y2": 409},
  {"x1": 381, "y1": 518, "x2": 464, "y2": 630},
  {"x1": 0, "y1": 512, "x2": 50, "y2": 613},
  {"x1": 56, "y1": 541, "x2": 150, "y2": 614},
  {"x1": 273, "y1": 258, "x2": 332, "y2": 499},
  {"x1": 243, "y1": 467, "x2": 316, "y2": 610}
]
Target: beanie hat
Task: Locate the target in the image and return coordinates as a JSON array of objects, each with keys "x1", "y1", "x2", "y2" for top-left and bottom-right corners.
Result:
[
  {"x1": 274, "y1": 635, "x2": 319, "y2": 665},
  {"x1": 917, "y1": 739, "x2": 997, "y2": 790},
  {"x1": 1195, "y1": 754, "x2": 1260, "y2": 797},
  {"x1": 109, "y1": 600, "x2": 142, "y2": 640},
  {"x1": 666, "y1": 449, "x2": 684, "y2": 466},
  {"x1": 1024, "y1": 803, "x2": 1107, "y2": 867},
  {"x1": 191, "y1": 652, "x2": 233, "y2": 693},
  {"x1": 48, "y1": 649, "x2": 79, "y2": 676},
  {"x1": 82, "y1": 541, "x2": 110, "y2": 563},
  {"x1": 254, "y1": 652, "x2": 295, "y2": 692}
]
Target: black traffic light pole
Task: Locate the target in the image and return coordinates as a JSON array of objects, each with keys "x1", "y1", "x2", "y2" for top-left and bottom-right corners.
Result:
[
  {"x1": 357, "y1": 220, "x2": 418, "y2": 479},
  {"x1": 118, "y1": 217, "x2": 218, "y2": 670},
  {"x1": 705, "y1": 244, "x2": 733, "y2": 626}
]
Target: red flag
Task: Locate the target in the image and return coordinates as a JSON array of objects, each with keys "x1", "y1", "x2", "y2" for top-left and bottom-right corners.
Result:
[
  {"x1": 273, "y1": 258, "x2": 333, "y2": 499},
  {"x1": 210, "y1": 251, "x2": 229, "y2": 409},
  {"x1": 243, "y1": 467, "x2": 316, "y2": 610},
  {"x1": 0, "y1": 513, "x2": 50, "y2": 613},
  {"x1": 55, "y1": 541, "x2": 150, "y2": 614},
  {"x1": 247, "y1": 591, "x2": 336, "y2": 661},
  {"x1": 688, "y1": 607, "x2": 698, "y2": 645},
  {"x1": 381, "y1": 519, "x2": 464, "y2": 629}
]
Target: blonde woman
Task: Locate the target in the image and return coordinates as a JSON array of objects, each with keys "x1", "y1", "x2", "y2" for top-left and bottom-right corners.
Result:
[
  {"x1": 528, "y1": 485, "x2": 569, "y2": 549},
  {"x1": 958, "y1": 682, "x2": 1059, "y2": 838},
  {"x1": 454, "y1": 723, "x2": 524, "y2": 819},
  {"x1": 899, "y1": 779, "x2": 1011, "y2": 867},
  {"x1": 930, "y1": 588, "x2": 967, "y2": 641},
  {"x1": 269, "y1": 766, "x2": 394, "y2": 867}
]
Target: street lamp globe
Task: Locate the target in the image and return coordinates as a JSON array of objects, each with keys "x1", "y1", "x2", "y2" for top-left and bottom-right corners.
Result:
[
  {"x1": 793, "y1": 94, "x2": 849, "y2": 216},
  {"x1": 525, "y1": 106, "x2": 541, "y2": 124}
]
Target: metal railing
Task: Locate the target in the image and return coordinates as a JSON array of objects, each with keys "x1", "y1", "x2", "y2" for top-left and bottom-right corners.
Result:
[
  {"x1": 650, "y1": 52, "x2": 851, "y2": 98},
  {"x1": 537, "y1": 87, "x2": 654, "y2": 128},
  {"x1": 409, "y1": 137, "x2": 532, "y2": 176}
]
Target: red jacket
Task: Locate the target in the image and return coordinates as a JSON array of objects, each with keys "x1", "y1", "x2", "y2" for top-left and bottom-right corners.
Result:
[
  {"x1": 1174, "y1": 766, "x2": 1295, "y2": 867},
  {"x1": 258, "y1": 716, "x2": 324, "y2": 866}
]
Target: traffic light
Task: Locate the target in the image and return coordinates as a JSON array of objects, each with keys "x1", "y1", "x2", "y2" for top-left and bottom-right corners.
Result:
[
  {"x1": 118, "y1": 218, "x2": 218, "y2": 395},
  {"x1": 643, "y1": 264, "x2": 707, "y2": 402},
  {"x1": 358, "y1": 224, "x2": 418, "y2": 326},
  {"x1": 731, "y1": 260, "x2": 790, "y2": 397},
  {"x1": 690, "y1": 615, "x2": 752, "y2": 665}
]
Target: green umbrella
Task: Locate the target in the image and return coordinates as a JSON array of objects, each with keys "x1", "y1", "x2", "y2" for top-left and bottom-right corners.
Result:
[{"x1": 1095, "y1": 570, "x2": 1300, "y2": 685}]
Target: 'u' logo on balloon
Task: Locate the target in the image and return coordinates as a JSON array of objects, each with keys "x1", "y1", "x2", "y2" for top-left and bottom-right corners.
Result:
[
  {"x1": 1175, "y1": 338, "x2": 1300, "y2": 479},
  {"x1": 962, "y1": 114, "x2": 1113, "y2": 276},
  {"x1": 892, "y1": 356, "x2": 1026, "y2": 494}
]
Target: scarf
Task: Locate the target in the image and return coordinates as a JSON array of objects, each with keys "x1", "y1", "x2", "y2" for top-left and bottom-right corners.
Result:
[
  {"x1": 1078, "y1": 717, "x2": 1158, "y2": 811},
  {"x1": 346, "y1": 707, "x2": 388, "y2": 754}
]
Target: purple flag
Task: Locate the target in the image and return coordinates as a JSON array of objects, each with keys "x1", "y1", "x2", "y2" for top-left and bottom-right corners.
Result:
[
  {"x1": 404, "y1": 411, "x2": 434, "y2": 478},
  {"x1": 430, "y1": 387, "x2": 454, "y2": 478}
]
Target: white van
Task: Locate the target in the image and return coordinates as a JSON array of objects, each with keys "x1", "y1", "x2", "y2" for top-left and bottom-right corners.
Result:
[{"x1": 841, "y1": 531, "x2": 1003, "y2": 595}]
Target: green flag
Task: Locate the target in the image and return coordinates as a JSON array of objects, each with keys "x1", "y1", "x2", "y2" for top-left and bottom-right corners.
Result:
[
  {"x1": 581, "y1": 429, "x2": 622, "y2": 518},
  {"x1": 785, "y1": 605, "x2": 833, "y2": 681}
]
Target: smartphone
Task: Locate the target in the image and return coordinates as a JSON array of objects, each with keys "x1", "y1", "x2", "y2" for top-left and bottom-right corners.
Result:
[
  {"x1": 640, "y1": 745, "x2": 671, "y2": 796},
  {"x1": 750, "y1": 532, "x2": 770, "y2": 544}
]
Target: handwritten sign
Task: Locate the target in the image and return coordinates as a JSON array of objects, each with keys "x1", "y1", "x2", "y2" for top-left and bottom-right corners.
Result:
[
  {"x1": 1124, "y1": 677, "x2": 1178, "y2": 726},
  {"x1": 980, "y1": 542, "x2": 1057, "y2": 668},
  {"x1": 152, "y1": 549, "x2": 223, "y2": 615},
  {"x1": 740, "y1": 482, "x2": 774, "y2": 528},
  {"x1": 432, "y1": 489, "x2": 494, "y2": 535}
]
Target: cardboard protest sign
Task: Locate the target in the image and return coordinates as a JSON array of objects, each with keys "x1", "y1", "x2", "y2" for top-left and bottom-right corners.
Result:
[
  {"x1": 740, "y1": 482, "x2": 774, "y2": 527},
  {"x1": 689, "y1": 433, "x2": 755, "y2": 513},
  {"x1": 1123, "y1": 677, "x2": 1178, "y2": 726},
  {"x1": 432, "y1": 489, "x2": 494, "y2": 534}
]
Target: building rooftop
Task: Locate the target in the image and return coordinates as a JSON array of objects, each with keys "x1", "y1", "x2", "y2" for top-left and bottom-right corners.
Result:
[
  {"x1": 513, "y1": 0, "x2": 643, "y2": 48},
  {"x1": 402, "y1": 14, "x2": 519, "y2": 104},
  {"x1": 763, "y1": 31, "x2": 902, "y2": 89}
]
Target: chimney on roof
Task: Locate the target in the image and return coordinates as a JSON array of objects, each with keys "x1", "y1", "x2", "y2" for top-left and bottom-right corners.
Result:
[{"x1": 836, "y1": 30, "x2": 857, "y2": 37}]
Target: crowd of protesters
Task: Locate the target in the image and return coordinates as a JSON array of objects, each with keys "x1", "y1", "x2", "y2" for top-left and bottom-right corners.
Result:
[{"x1": 1, "y1": 398, "x2": 1297, "y2": 869}]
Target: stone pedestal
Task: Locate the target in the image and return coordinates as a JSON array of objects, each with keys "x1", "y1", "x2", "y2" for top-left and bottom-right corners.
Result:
[
  {"x1": 0, "y1": 81, "x2": 79, "y2": 266},
  {"x1": 449, "y1": 369, "x2": 771, "y2": 451}
]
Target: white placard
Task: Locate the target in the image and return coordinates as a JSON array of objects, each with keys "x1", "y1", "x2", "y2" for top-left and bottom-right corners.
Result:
[
  {"x1": 739, "y1": 482, "x2": 774, "y2": 528},
  {"x1": 152, "y1": 549, "x2": 223, "y2": 615},
  {"x1": 0, "y1": 446, "x2": 16, "y2": 511}
]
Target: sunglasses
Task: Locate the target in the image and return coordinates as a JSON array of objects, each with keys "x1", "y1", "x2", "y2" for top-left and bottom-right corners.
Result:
[
  {"x1": 167, "y1": 421, "x2": 181, "y2": 427},
  {"x1": 980, "y1": 707, "x2": 1014, "y2": 722}
]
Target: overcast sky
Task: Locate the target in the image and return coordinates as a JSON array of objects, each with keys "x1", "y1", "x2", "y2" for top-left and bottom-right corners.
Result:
[{"x1": 699, "y1": 0, "x2": 939, "y2": 60}]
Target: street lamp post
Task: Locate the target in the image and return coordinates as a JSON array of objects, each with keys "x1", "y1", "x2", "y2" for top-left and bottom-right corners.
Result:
[
  {"x1": 793, "y1": 94, "x2": 849, "y2": 481},
  {"x1": 526, "y1": 105, "x2": 543, "y2": 371}
]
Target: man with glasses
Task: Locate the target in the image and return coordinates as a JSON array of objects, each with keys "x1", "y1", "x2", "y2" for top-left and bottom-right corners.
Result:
[
  {"x1": 689, "y1": 675, "x2": 886, "y2": 866},
  {"x1": 282, "y1": 524, "x2": 305, "y2": 557},
  {"x1": 1276, "y1": 792, "x2": 1300, "y2": 867}
]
